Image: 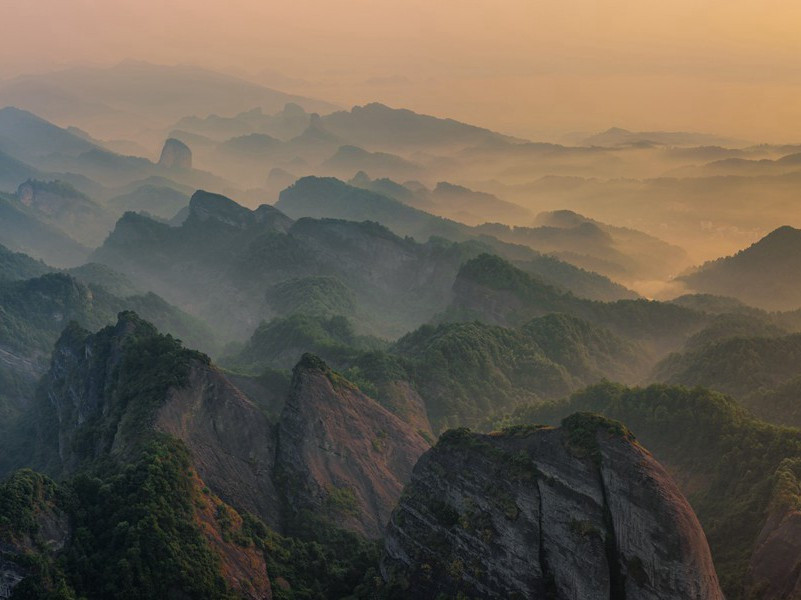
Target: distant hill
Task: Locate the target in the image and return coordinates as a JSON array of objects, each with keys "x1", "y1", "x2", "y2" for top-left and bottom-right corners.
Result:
[
  {"x1": 0, "y1": 243, "x2": 52, "y2": 281},
  {"x1": 0, "y1": 106, "x2": 98, "y2": 165},
  {"x1": 320, "y1": 102, "x2": 521, "y2": 152},
  {"x1": 0, "y1": 61, "x2": 336, "y2": 140},
  {"x1": 577, "y1": 126, "x2": 747, "y2": 148},
  {"x1": 277, "y1": 177, "x2": 637, "y2": 301},
  {"x1": 107, "y1": 183, "x2": 190, "y2": 220},
  {"x1": 322, "y1": 145, "x2": 424, "y2": 180},
  {"x1": 15, "y1": 179, "x2": 114, "y2": 247},
  {"x1": 446, "y1": 253, "x2": 705, "y2": 357},
  {"x1": 0, "y1": 192, "x2": 89, "y2": 267},
  {"x1": 679, "y1": 226, "x2": 801, "y2": 310}
]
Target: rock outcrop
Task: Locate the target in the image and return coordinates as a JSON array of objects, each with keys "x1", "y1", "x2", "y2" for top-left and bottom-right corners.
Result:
[
  {"x1": 37, "y1": 314, "x2": 428, "y2": 541},
  {"x1": 382, "y1": 414, "x2": 723, "y2": 599},
  {"x1": 276, "y1": 354, "x2": 430, "y2": 538},
  {"x1": 158, "y1": 137, "x2": 192, "y2": 169},
  {"x1": 745, "y1": 457, "x2": 801, "y2": 599},
  {"x1": 155, "y1": 363, "x2": 282, "y2": 528}
]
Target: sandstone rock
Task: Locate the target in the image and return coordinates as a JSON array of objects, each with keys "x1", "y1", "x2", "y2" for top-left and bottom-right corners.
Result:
[
  {"x1": 158, "y1": 137, "x2": 192, "y2": 169},
  {"x1": 276, "y1": 354, "x2": 430, "y2": 538},
  {"x1": 382, "y1": 414, "x2": 723, "y2": 599}
]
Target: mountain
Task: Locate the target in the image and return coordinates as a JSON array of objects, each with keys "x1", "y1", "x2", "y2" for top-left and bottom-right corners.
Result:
[
  {"x1": 173, "y1": 103, "x2": 311, "y2": 142},
  {"x1": 0, "y1": 106, "x2": 98, "y2": 165},
  {"x1": 0, "y1": 313, "x2": 426, "y2": 597},
  {"x1": 447, "y1": 253, "x2": 705, "y2": 356},
  {"x1": 158, "y1": 137, "x2": 192, "y2": 169},
  {"x1": 349, "y1": 173, "x2": 533, "y2": 226},
  {"x1": 15, "y1": 179, "x2": 115, "y2": 247},
  {"x1": 0, "y1": 192, "x2": 89, "y2": 267},
  {"x1": 0, "y1": 148, "x2": 41, "y2": 192},
  {"x1": 277, "y1": 177, "x2": 638, "y2": 301},
  {"x1": 0, "y1": 271, "x2": 217, "y2": 442},
  {"x1": 382, "y1": 414, "x2": 723, "y2": 599},
  {"x1": 390, "y1": 315, "x2": 642, "y2": 430},
  {"x1": 0, "y1": 243, "x2": 51, "y2": 281},
  {"x1": 107, "y1": 183, "x2": 190, "y2": 220},
  {"x1": 504, "y1": 383, "x2": 801, "y2": 598},
  {"x1": 0, "y1": 62, "x2": 336, "y2": 141},
  {"x1": 93, "y1": 189, "x2": 525, "y2": 339},
  {"x1": 652, "y1": 332, "x2": 801, "y2": 429},
  {"x1": 225, "y1": 311, "x2": 644, "y2": 433},
  {"x1": 578, "y1": 126, "x2": 746, "y2": 148},
  {"x1": 277, "y1": 354, "x2": 429, "y2": 538},
  {"x1": 679, "y1": 226, "x2": 801, "y2": 310},
  {"x1": 321, "y1": 145, "x2": 424, "y2": 180},
  {"x1": 319, "y1": 102, "x2": 521, "y2": 152},
  {"x1": 475, "y1": 209, "x2": 690, "y2": 283},
  {"x1": 429, "y1": 180, "x2": 531, "y2": 225}
]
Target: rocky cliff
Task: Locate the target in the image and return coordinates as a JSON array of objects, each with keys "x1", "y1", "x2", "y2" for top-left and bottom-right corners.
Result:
[
  {"x1": 382, "y1": 414, "x2": 723, "y2": 599},
  {"x1": 745, "y1": 457, "x2": 801, "y2": 599},
  {"x1": 35, "y1": 313, "x2": 429, "y2": 541},
  {"x1": 158, "y1": 137, "x2": 192, "y2": 169},
  {"x1": 276, "y1": 354, "x2": 430, "y2": 538}
]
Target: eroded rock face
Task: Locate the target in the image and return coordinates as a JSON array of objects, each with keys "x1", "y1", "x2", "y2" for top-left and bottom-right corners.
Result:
[
  {"x1": 276, "y1": 354, "x2": 430, "y2": 538},
  {"x1": 158, "y1": 137, "x2": 192, "y2": 169},
  {"x1": 745, "y1": 457, "x2": 801, "y2": 599},
  {"x1": 156, "y1": 364, "x2": 281, "y2": 528},
  {"x1": 382, "y1": 414, "x2": 723, "y2": 599}
]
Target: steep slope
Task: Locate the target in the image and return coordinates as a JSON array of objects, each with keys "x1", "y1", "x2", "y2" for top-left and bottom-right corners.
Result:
[
  {"x1": 679, "y1": 226, "x2": 801, "y2": 310},
  {"x1": 93, "y1": 189, "x2": 500, "y2": 339},
  {"x1": 107, "y1": 183, "x2": 190, "y2": 220},
  {"x1": 382, "y1": 415, "x2": 723, "y2": 599},
  {"x1": 478, "y1": 209, "x2": 690, "y2": 283},
  {"x1": 652, "y1": 333, "x2": 801, "y2": 399},
  {"x1": 276, "y1": 354, "x2": 429, "y2": 538},
  {"x1": 321, "y1": 145, "x2": 424, "y2": 180},
  {"x1": 277, "y1": 176, "x2": 639, "y2": 301},
  {"x1": 225, "y1": 311, "x2": 642, "y2": 433},
  {"x1": 16, "y1": 179, "x2": 115, "y2": 246},
  {"x1": 320, "y1": 102, "x2": 519, "y2": 152},
  {"x1": 0, "y1": 106, "x2": 98, "y2": 165},
  {"x1": 0, "y1": 62, "x2": 336, "y2": 140},
  {"x1": 17, "y1": 313, "x2": 427, "y2": 542},
  {"x1": 391, "y1": 315, "x2": 643, "y2": 430},
  {"x1": 0, "y1": 192, "x2": 89, "y2": 267},
  {"x1": 448, "y1": 254, "x2": 705, "y2": 356},
  {"x1": 0, "y1": 243, "x2": 52, "y2": 281},
  {"x1": 0, "y1": 443, "x2": 273, "y2": 600},
  {"x1": 505, "y1": 383, "x2": 801, "y2": 598}
]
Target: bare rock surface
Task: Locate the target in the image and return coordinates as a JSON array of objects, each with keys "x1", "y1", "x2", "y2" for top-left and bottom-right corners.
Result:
[{"x1": 382, "y1": 414, "x2": 724, "y2": 599}]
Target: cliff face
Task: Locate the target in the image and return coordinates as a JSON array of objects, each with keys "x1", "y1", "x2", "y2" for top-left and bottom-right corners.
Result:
[
  {"x1": 276, "y1": 355, "x2": 430, "y2": 538},
  {"x1": 382, "y1": 415, "x2": 723, "y2": 599},
  {"x1": 37, "y1": 314, "x2": 429, "y2": 542},
  {"x1": 155, "y1": 363, "x2": 282, "y2": 528},
  {"x1": 158, "y1": 137, "x2": 192, "y2": 169},
  {"x1": 745, "y1": 458, "x2": 801, "y2": 599}
]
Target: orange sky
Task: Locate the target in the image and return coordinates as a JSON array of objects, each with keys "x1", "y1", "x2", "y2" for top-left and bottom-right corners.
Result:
[{"x1": 3, "y1": 0, "x2": 801, "y2": 141}]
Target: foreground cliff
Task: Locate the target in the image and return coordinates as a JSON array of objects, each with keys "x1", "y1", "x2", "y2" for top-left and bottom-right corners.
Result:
[
  {"x1": 277, "y1": 354, "x2": 429, "y2": 538},
  {"x1": 382, "y1": 414, "x2": 723, "y2": 599}
]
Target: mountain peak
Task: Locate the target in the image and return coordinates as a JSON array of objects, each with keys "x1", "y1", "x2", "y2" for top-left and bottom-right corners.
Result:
[{"x1": 158, "y1": 137, "x2": 192, "y2": 169}]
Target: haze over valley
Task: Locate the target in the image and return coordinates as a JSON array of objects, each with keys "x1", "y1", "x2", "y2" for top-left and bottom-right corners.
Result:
[{"x1": 3, "y1": 2, "x2": 801, "y2": 599}]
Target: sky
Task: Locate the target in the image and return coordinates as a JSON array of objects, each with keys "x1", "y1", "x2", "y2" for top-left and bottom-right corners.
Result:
[{"x1": 2, "y1": 0, "x2": 801, "y2": 141}]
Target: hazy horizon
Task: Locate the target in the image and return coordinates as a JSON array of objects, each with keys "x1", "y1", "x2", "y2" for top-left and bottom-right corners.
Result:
[{"x1": 4, "y1": 0, "x2": 801, "y2": 143}]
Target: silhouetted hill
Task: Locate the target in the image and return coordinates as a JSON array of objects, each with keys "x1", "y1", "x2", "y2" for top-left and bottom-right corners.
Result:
[
  {"x1": 679, "y1": 226, "x2": 801, "y2": 310},
  {"x1": 320, "y1": 102, "x2": 520, "y2": 152}
]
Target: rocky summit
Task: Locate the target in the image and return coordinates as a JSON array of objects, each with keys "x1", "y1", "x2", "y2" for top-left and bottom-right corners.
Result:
[
  {"x1": 158, "y1": 137, "x2": 192, "y2": 169},
  {"x1": 382, "y1": 414, "x2": 724, "y2": 599}
]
